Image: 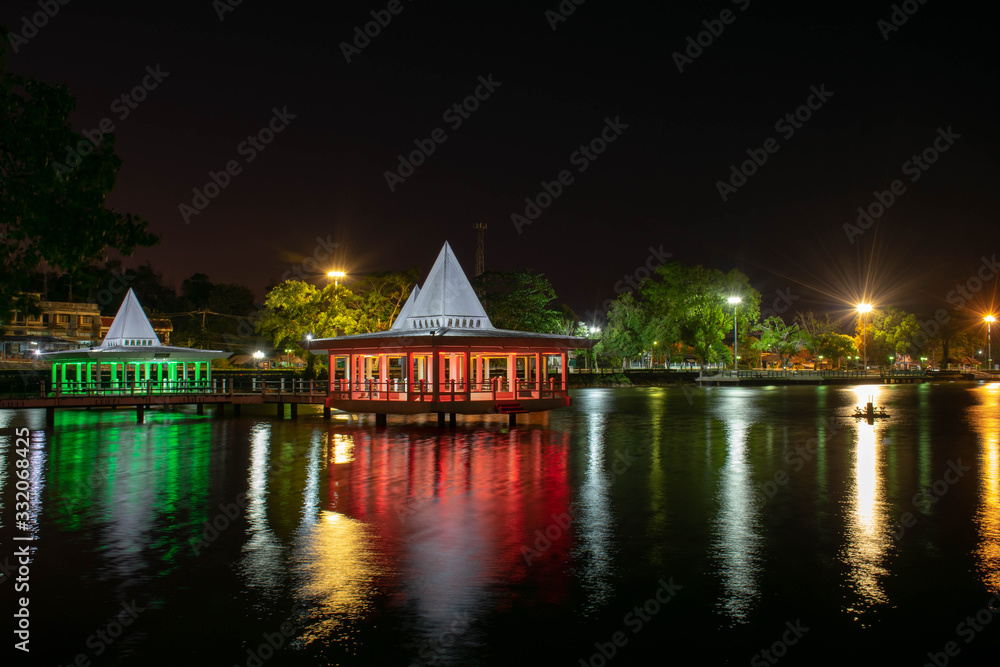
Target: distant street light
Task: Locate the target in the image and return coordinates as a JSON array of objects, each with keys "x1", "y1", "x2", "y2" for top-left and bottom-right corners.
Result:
[
  {"x1": 986, "y1": 315, "x2": 995, "y2": 372},
  {"x1": 857, "y1": 303, "x2": 873, "y2": 373},
  {"x1": 728, "y1": 296, "x2": 742, "y2": 371},
  {"x1": 327, "y1": 270, "x2": 347, "y2": 286}
]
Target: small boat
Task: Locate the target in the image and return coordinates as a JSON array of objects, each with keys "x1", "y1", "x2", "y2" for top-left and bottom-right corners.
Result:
[{"x1": 852, "y1": 400, "x2": 890, "y2": 420}]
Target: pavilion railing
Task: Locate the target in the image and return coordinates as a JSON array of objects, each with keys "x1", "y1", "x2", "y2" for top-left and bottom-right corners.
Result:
[
  {"x1": 42, "y1": 378, "x2": 328, "y2": 398},
  {"x1": 326, "y1": 378, "x2": 567, "y2": 402}
]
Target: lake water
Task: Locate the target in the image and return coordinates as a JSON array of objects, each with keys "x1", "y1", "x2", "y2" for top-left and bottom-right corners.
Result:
[{"x1": 2, "y1": 383, "x2": 1000, "y2": 666}]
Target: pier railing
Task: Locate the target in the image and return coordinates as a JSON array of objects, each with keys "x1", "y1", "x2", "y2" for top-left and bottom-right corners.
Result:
[
  {"x1": 704, "y1": 369, "x2": 926, "y2": 379},
  {"x1": 327, "y1": 378, "x2": 567, "y2": 402},
  {"x1": 4, "y1": 378, "x2": 330, "y2": 398}
]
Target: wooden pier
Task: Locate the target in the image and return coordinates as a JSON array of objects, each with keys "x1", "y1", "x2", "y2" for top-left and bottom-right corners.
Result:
[{"x1": 0, "y1": 378, "x2": 329, "y2": 426}]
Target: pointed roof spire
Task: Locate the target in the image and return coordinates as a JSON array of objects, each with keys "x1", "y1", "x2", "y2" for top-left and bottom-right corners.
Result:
[
  {"x1": 390, "y1": 284, "x2": 420, "y2": 331},
  {"x1": 402, "y1": 241, "x2": 492, "y2": 330},
  {"x1": 101, "y1": 288, "x2": 161, "y2": 347}
]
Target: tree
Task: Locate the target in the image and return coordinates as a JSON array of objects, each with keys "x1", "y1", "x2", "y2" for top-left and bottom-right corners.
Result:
[
  {"x1": 642, "y1": 262, "x2": 761, "y2": 369},
  {"x1": 861, "y1": 307, "x2": 921, "y2": 369},
  {"x1": 1, "y1": 38, "x2": 157, "y2": 317},
  {"x1": 604, "y1": 292, "x2": 647, "y2": 365},
  {"x1": 753, "y1": 315, "x2": 802, "y2": 368},
  {"x1": 471, "y1": 270, "x2": 562, "y2": 333},
  {"x1": 350, "y1": 270, "x2": 419, "y2": 333},
  {"x1": 795, "y1": 311, "x2": 837, "y2": 363},
  {"x1": 818, "y1": 333, "x2": 858, "y2": 369},
  {"x1": 256, "y1": 281, "x2": 357, "y2": 354}
]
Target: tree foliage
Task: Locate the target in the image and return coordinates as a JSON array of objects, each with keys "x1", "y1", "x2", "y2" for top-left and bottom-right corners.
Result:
[
  {"x1": 471, "y1": 270, "x2": 562, "y2": 333},
  {"x1": 1, "y1": 40, "x2": 158, "y2": 318},
  {"x1": 256, "y1": 271, "x2": 418, "y2": 353},
  {"x1": 351, "y1": 269, "x2": 419, "y2": 333},
  {"x1": 752, "y1": 315, "x2": 802, "y2": 368}
]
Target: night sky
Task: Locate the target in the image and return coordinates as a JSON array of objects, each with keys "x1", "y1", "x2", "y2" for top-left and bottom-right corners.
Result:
[{"x1": 4, "y1": 0, "x2": 997, "y2": 325}]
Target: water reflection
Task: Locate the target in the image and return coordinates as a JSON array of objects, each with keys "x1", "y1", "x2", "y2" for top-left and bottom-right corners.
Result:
[
  {"x1": 841, "y1": 385, "x2": 891, "y2": 617},
  {"x1": 968, "y1": 383, "x2": 1000, "y2": 590},
  {"x1": 241, "y1": 423, "x2": 286, "y2": 594},
  {"x1": 284, "y1": 426, "x2": 573, "y2": 658},
  {"x1": 577, "y1": 408, "x2": 614, "y2": 613},
  {"x1": 712, "y1": 389, "x2": 762, "y2": 623}
]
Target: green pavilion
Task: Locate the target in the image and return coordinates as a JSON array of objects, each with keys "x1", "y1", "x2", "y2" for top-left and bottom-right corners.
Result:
[{"x1": 39, "y1": 288, "x2": 229, "y2": 394}]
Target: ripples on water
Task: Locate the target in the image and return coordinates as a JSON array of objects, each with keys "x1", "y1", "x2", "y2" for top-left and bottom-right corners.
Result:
[{"x1": 2, "y1": 383, "x2": 1000, "y2": 664}]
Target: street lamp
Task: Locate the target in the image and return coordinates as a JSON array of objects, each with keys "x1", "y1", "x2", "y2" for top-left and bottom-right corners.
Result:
[
  {"x1": 327, "y1": 270, "x2": 346, "y2": 286},
  {"x1": 728, "y1": 296, "x2": 741, "y2": 372},
  {"x1": 653, "y1": 341, "x2": 658, "y2": 369},
  {"x1": 986, "y1": 315, "x2": 995, "y2": 372},
  {"x1": 589, "y1": 326, "x2": 600, "y2": 371},
  {"x1": 856, "y1": 303, "x2": 872, "y2": 373}
]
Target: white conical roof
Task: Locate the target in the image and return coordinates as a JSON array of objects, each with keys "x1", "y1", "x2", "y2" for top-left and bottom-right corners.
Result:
[
  {"x1": 390, "y1": 284, "x2": 420, "y2": 331},
  {"x1": 101, "y1": 288, "x2": 161, "y2": 347},
  {"x1": 401, "y1": 242, "x2": 492, "y2": 330}
]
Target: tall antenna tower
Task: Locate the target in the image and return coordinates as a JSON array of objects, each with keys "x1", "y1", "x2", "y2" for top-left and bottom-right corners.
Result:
[{"x1": 473, "y1": 223, "x2": 487, "y2": 276}]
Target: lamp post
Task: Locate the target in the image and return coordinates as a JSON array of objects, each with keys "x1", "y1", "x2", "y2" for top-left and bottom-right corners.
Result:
[
  {"x1": 727, "y1": 296, "x2": 741, "y2": 372},
  {"x1": 327, "y1": 270, "x2": 346, "y2": 287},
  {"x1": 986, "y1": 315, "x2": 995, "y2": 372},
  {"x1": 857, "y1": 303, "x2": 872, "y2": 374},
  {"x1": 590, "y1": 326, "x2": 600, "y2": 371}
]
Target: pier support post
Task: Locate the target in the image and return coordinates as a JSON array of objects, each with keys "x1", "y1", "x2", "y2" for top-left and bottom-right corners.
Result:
[
  {"x1": 449, "y1": 413, "x2": 456, "y2": 427},
  {"x1": 234, "y1": 403, "x2": 241, "y2": 416},
  {"x1": 45, "y1": 407, "x2": 55, "y2": 427},
  {"x1": 509, "y1": 413, "x2": 516, "y2": 427},
  {"x1": 136, "y1": 405, "x2": 144, "y2": 424},
  {"x1": 323, "y1": 406, "x2": 331, "y2": 419},
  {"x1": 437, "y1": 412, "x2": 445, "y2": 427},
  {"x1": 277, "y1": 403, "x2": 284, "y2": 419},
  {"x1": 290, "y1": 403, "x2": 298, "y2": 419},
  {"x1": 196, "y1": 403, "x2": 204, "y2": 415},
  {"x1": 375, "y1": 413, "x2": 387, "y2": 426},
  {"x1": 216, "y1": 403, "x2": 226, "y2": 417}
]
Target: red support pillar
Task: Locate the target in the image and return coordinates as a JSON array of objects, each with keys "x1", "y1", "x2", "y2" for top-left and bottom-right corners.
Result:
[
  {"x1": 379, "y1": 353, "x2": 388, "y2": 398},
  {"x1": 464, "y1": 351, "x2": 472, "y2": 401},
  {"x1": 560, "y1": 352, "x2": 568, "y2": 392},
  {"x1": 406, "y1": 351, "x2": 413, "y2": 398},
  {"x1": 432, "y1": 351, "x2": 440, "y2": 404},
  {"x1": 535, "y1": 352, "x2": 541, "y2": 398}
]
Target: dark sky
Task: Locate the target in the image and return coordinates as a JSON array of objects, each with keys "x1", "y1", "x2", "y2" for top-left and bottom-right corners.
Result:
[{"x1": 4, "y1": 0, "x2": 997, "y2": 325}]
